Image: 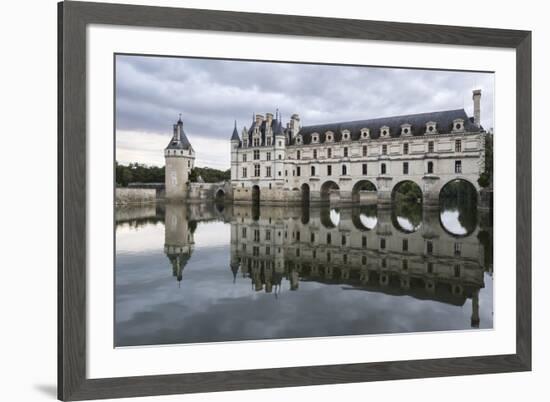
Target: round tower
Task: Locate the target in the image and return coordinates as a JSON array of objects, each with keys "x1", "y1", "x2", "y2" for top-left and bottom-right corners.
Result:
[{"x1": 164, "y1": 116, "x2": 195, "y2": 200}]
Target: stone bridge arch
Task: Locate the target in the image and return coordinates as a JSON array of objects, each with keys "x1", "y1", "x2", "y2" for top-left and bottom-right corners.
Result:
[
  {"x1": 351, "y1": 180, "x2": 377, "y2": 204},
  {"x1": 391, "y1": 179, "x2": 424, "y2": 204},
  {"x1": 320, "y1": 180, "x2": 340, "y2": 204}
]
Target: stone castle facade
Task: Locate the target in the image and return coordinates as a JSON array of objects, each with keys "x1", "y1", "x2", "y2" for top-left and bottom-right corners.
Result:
[{"x1": 229, "y1": 89, "x2": 486, "y2": 206}]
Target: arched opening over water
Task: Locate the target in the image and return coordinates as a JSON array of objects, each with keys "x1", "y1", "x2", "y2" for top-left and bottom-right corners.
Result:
[
  {"x1": 352, "y1": 180, "x2": 377, "y2": 204},
  {"x1": 215, "y1": 189, "x2": 225, "y2": 203},
  {"x1": 439, "y1": 179, "x2": 478, "y2": 237},
  {"x1": 301, "y1": 183, "x2": 310, "y2": 205},
  {"x1": 391, "y1": 180, "x2": 423, "y2": 204},
  {"x1": 251, "y1": 185, "x2": 260, "y2": 204},
  {"x1": 320, "y1": 180, "x2": 340, "y2": 204},
  {"x1": 351, "y1": 205, "x2": 378, "y2": 231}
]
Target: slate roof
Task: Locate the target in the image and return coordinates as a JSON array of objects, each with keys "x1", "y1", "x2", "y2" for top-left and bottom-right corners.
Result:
[
  {"x1": 234, "y1": 115, "x2": 286, "y2": 147},
  {"x1": 165, "y1": 118, "x2": 193, "y2": 150},
  {"x1": 293, "y1": 108, "x2": 481, "y2": 145},
  {"x1": 230, "y1": 121, "x2": 240, "y2": 141}
]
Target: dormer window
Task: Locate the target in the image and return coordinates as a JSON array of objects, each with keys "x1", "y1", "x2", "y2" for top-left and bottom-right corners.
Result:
[
  {"x1": 311, "y1": 133, "x2": 319, "y2": 143},
  {"x1": 296, "y1": 135, "x2": 302, "y2": 144},
  {"x1": 426, "y1": 121, "x2": 437, "y2": 134},
  {"x1": 360, "y1": 128, "x2": 370, "y2": 139},
  {"x1": 341, "y1": 129, "x2": 351, "y2": 141},
  {"x1": 380, "y1": 126, "x2": 390, "y2": 138},
  {"x1": 325, "y1": 131, "x2": 334, "y2": 142},
  {"x1": 453, "y1": 118, "x2": 465, "y2": 133},
  {"x1": 401, "y1": 124, "x2": 412, "y2": 136}
]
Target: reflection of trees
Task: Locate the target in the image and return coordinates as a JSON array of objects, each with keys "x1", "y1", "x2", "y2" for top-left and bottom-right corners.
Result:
[
  {"x1": 440, "y1": 181, "x2": 478, "y2": 234},
  {"x1": 392, "y1": 200, "x2": 423, "y2": 232}
]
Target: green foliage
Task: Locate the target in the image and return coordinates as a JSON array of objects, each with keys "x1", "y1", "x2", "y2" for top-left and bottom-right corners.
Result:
[
  {"x1": 479, "y1": 132, "x2": 493, "y2": 188},
  {"x1": 394, "y1": 181, "x2": 422, "y2": 202},
  {"x1": 189, "y1": 167, "x2": 231, "y2": 183},
  {"x1": 477, "y1": 172, "x2": 490, "y2": 188},
  {"x1": 115, "y1": 162, "x2": 165, "y2": 187}
]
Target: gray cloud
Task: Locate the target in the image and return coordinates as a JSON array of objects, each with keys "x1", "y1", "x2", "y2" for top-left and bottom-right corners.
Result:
[{"x1": 116, "y1": 55, "x2": 494, "y2": 164}]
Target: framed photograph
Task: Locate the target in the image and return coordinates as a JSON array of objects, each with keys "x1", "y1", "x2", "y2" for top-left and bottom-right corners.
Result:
[{"x1": 58, "y1": 1, "x2": 531, "y2": 400}]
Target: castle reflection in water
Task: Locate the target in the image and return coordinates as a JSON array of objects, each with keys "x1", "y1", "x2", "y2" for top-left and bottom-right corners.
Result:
[
  {"x1": 165, "y1": 200, "x2": 491, "y2": 319},
  {"x1": 115, "y1": 200, "x2": 493, "y2": 346}
]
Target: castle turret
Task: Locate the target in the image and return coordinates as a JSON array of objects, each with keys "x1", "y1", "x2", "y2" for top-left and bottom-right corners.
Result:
[
  {"x1": 164, "y1": 203, "x2": 194, "y2": 285},
  {"x1": 230, "y1": 120, "x2": 240, "y2": 183},
  {"x1": 165, "y1": 116, "x2": 195, "y2": 200}
]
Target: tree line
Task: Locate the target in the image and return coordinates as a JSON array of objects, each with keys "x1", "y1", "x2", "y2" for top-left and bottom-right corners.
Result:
[{"x1": 116, "y1": 162, "x2": 230, "y2": 187}]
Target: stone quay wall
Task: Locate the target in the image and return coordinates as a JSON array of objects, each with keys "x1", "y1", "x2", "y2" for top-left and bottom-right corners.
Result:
[{"x1": 115, "y1": 188, "x2": 157, "y2": 205}]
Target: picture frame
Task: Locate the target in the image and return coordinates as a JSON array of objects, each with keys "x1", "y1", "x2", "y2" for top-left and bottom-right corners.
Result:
[{"x1": 58, "y1": 1, "x2": 531, "y2": 400}]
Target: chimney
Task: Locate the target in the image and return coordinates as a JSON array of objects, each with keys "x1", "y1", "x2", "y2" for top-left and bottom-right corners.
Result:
[
  {"x1": 266, "y1": 112, "x2": 273, "y2": 126},
  {"x1": 255, "y1": 114, "x2": 264, "y2": 126},
  {"x1": 472, "y1": 89, "x2": 481, "y2": 128},
  {"x1": 290, "y1": 113, "x2": 300, "y2": 137}
]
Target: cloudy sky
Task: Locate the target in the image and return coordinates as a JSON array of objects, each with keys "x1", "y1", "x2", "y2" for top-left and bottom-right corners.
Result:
[{"x1": 115, "y1": 55, "x2": 494, "y2": 169}]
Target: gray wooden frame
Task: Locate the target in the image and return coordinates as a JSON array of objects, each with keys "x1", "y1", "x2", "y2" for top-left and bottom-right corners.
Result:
[{"x1": 58, "y1": 1, "x2": 531, "y2": 400}]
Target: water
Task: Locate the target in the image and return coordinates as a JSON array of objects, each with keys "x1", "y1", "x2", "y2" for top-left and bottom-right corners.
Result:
[{"x1": 115, "y1": 200, "x2": 493, "y2": 347}]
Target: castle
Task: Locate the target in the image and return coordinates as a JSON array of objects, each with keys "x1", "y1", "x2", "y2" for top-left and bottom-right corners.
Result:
[
  {"x1": 165, "y1": 90, "x2": 487, "y2": 206},
  {"x1": 229, "y1": 89, "x2": 486, "y2": 206}
]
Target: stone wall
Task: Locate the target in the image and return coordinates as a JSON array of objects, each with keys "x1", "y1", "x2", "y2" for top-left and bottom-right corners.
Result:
[{"x1": 115, "y1": 188, "x2": 156, "y2": 205}]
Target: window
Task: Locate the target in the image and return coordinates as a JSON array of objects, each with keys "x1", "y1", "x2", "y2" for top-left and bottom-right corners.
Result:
[
  {"x1": 285, "y1": 170, "x2": 288, "y2": 176},
  {"x1": 313, "y1": 149, "x2": 317, "y2": 159},
  {"x1": 266, "y1": 152, "x2": 271, "y2": 161},
  {"x1": 278, "y1": 141, "x2": 282, "y2": 146},
  {"x1": 311, "y1": 166, "x2": 316, "y2": 176},
  {"x1": 278, "y1": 171, "x2": 281, "y2": 176},
  {"x1": 403, "y1": 143, "x2": 409, "y2": 155},
  {"x1": 266, "y1": 246, "x2": 270, "y2": 255},
  {"x1": 454, "y1": 243, "x2": 462, "y2": 256},
  {"x1": 310, "y1": 233, "x2": 315, "y2": 242},
  {"x1": 455, "y1": 160, "x2": 462, "y2": 173},
  {"x1": 242, "y1": 227, "x2": 247, "y2": 237},
  {"x1": 242, "y1": 167, "x2": 247, "y2": 178},
  {"x1": 266, "y1": 166, "x2": 272, "y2": 177},
  {"x1": 427, "y1": 161, "x2": 434, "y2": 174},
  {"x1": 402, "y1": 260, "x2": 408, "y2": 270},
  {"x1": 253, "y1": 138, "x2": 260, "y2": 147},
  {"x1": 278, "y1": 154, "x2": 282, "y2": 160},
  {"x1": 341, "y1": 235, "x2": 346, "y2": 246},
  {"x1": 296, "y1": 231, "x2": 301, "y2": 241},
  {"x1": 403, "y1": 162, "x2": 409, "y2": 174},
  {"x1": 297, "y1": 150, "x2": 301, "y2": 160},
  {"x1": 380, "y1": 238, "x2": 386, "y2": 249},
  {"x1": 327, "y1": 233, "x2": 331, "y2": 244},
  {"x1": 403, "y1": 239, "x2": 408, "y2": 252},
  {"x1": 362, "y1": 145, "x2": 367, "y2": 157},
  {"x1": 254, "y1": 164, "x2": 260, "y2": 177},
  {"x1": 382, "y1": 144, "x2": 387, "y2": 155},
  {"x1": 243, "y1": 154, "x2": 247, "y2": 162},
  {"x1": 382, "y1": 258, "x2": 387, "y2": 268},
  {"x1": 342, "y1": 165, "x2": 347, "y2": 175},
  {"x1": 362, "y1": 236, "x2": 367, "y2": 247},
  {"x1": 427, "y1": 241, "x2": 433, "y2": 254},
  {"x1": 254, "y1": 229, "x2": 260, "y2": 242},
  {"x1": 362, "y1": 163, "x2": 367, "y2": 175},
  {"x1": 253, "y1": 150, "x2": 260, "y2": 160},
  {"x1": 455, "y1": 139, "x2": 462, "y2": 152},
  {"x1": 454, "y1": 264, "x2": 461, "y2": 278},
  {"x1": 266, "y1": 137, "x2": 272, "y2": 146},
  {"x1": 327, "y1": 165, "x2": 332, "y2": 176},
  {"x1": 343, "y1": 147, "x2": 348, "y2": 157},
  {"x1": 327, "y1": 148, "x2": 332, "y2": 158},
  {"x1": 188, "y1": 160, "x2": 190, "y2": 167},
  {"x1": 427, "y1": 262, "x2": 434, "y2": 274},
  {"x1": 362, "y1": 255, "x2": 367, "y2": 265},
  {"x1": 381, "y1": 163, "x2": 386, "y2": 174},
  {"x1": 428, "y1": 141, "x2": 434, "y2": 153}
]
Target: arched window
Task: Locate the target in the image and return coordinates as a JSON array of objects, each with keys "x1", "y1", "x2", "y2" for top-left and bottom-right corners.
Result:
[
  {"x1": 342, "y1": 165, "x2": 347, "y2": 175},
  {"x1": 311, "y1": 166, "x2": 316, "y2": 176},
  {"x1": 381, "y1": 163, "x2": 386, "y2": 174},
  {"x1": 427, "y1": 161, "x2": 434, "y2": 174}
]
